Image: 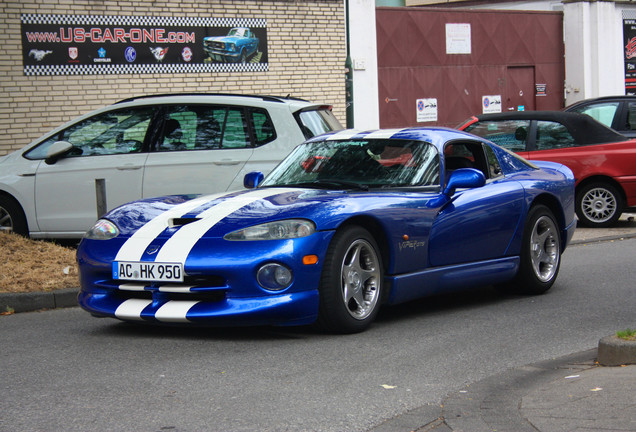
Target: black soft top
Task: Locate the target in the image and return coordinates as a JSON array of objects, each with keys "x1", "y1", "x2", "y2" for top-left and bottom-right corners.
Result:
[{"x1": 473, "y1": 111, "x2": 629, "y2": 145}]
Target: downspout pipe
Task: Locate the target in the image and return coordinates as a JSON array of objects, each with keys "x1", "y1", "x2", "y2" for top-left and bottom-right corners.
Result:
[{"x1": 345, "y1": 0, "x2": 354, "y2": 128}]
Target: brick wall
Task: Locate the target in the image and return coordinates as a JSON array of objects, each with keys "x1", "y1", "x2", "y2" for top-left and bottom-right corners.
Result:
[{"x1": 0, "y1": 0, "x2": 346, "y2": 156}]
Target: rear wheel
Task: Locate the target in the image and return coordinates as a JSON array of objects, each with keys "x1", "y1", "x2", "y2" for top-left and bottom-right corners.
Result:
[
  {"x1": 575, "y1": 182, "x2": 623, "y2": 228},
  {"x1": 317, "y1": 226, "x2": 383, "y2": 334},
  {"x1": 0, "y1": 195, "x2": 28, "y2": 236},
  {"x1": 507, "y1": 205, "x2": 561, "y2": 295}
]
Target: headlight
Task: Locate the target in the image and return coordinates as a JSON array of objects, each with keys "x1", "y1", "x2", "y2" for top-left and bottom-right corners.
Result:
[
  {"x1": 84, "y1": 219, "x2": 119, "y2": 240},
  {"x1": 223, "y1": 219, "x2": 315, "y2": 241}
]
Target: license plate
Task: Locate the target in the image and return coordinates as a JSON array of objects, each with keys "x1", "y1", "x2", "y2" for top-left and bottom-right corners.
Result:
[{"x1": 113, "y1": 261, "x2": 184, "y2": 282}]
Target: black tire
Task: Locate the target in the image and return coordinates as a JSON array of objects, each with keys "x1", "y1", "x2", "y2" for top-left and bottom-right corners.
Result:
[
  {"x1": 239, "y1": 50, "x2": 247, "y2": 64},
  {"x1": 317, "y1": 226, "x2": 383, "y2": 334},
  {"x1": 0, "y1": 195, "x2": 29, "y2": 236},
  {"x1": 575, "y1": 182, "x2": 623, "y2": 228},
  {"x1": 507, "y1": 205, "x2": 561, "y2": 295}
]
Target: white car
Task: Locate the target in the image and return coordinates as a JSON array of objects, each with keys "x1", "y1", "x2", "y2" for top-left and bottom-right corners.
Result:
[{"x1": 0, "y1": 94, "x2": 343, "y2": 238}]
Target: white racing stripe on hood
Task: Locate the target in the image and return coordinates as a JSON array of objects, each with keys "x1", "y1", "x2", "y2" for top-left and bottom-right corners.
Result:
[
  {"x1": 154, "y1": 188, "x2": 297, "y2": 263},
  {"x1": 115, "y1": 193, "x2": 225, "y2": 262}
]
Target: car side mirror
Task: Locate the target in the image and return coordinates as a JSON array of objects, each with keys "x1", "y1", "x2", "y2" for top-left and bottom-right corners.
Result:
[
  {"x1": 244, "y1": 171, "x2": 265, "y2": 189},
  {"x1": 443, "y1": 168, "x2": 486, "y2": 196},
  {"x1": 44, "y1": 141, "x2": 74, "y2": 165}
]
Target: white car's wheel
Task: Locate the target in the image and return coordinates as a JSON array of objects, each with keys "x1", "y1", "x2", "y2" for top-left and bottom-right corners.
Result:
[{"x1": 0, "y1": 196, "x2": 28, "y2": 236}]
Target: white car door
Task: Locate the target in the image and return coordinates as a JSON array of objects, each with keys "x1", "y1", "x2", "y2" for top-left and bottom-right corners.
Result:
[
  {"x1": 31, "y1": 107, "x2": 154, "y2": 235},
  {"x1": 143, "y1": 105, "x2": 254, "y2": 197}
]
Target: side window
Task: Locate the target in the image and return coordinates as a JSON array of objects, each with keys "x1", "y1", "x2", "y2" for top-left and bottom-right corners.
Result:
[
  {"x1": 25, "y1": 107, "x2": 153, "y2": 159},
  {"x1": 222, "y1": 109, "x2": 250, "y2": 148},
  {"x1": 464, "y1": 120, "x2": 530, "y2": 152},
  {"x1": 443, "y1": 141, "x2": 491, "y2": 180},
  {"x1": 627, "y1": 103, "x2": 636, "y2": 132},
  {"x1": 571, "y1": 102, "x2": 619, "y2": 128},
  {"x1": 483, "y1": 143, "x2": 503, "y2": 179},
  {"x1": 157, "y1": 106, "x2": 250, "y2": 152},
  {"x1": 249, "y1": 108, "x2": 276, "y2": 146},
  {"x1": 535, "y1": 121, "x2": 576, "y2": 150},
  {"x1": 297, "y1": 109, "x2": 343, "y2": 139}
]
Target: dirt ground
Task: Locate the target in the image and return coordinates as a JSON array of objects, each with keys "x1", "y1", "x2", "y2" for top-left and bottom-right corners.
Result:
[{"x1": 0, "y1": 232, "x2": 78, "y2": 293}]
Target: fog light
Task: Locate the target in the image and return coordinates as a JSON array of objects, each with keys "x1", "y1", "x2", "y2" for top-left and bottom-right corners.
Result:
[{"x1": 257, "y1": 263, "x2": 293, "y2": 291}]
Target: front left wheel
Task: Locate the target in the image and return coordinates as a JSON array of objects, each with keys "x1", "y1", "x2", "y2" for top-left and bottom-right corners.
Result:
[
  {"x1": 317, "y1": 226, "x2": 383, "y2": 334},
  {"x1": 509, "y1": 205, "x2": 561, "y2": 295},
  {"x1": 0, "y1": 195, "x2": 28, "y2": 236}
]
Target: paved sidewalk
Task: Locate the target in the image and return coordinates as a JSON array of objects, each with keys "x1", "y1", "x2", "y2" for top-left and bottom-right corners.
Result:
[{"x1": 371, "y1": 349, "x2": 636, "y2": 432}]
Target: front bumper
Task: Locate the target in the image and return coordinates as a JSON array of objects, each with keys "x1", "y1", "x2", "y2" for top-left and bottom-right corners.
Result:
[
  {"x1": 203, "y1": 47, "x2": 240, "y2": 62},
  {"x1": 78, "y1": 288, "x2": 319, "y2": 327}
]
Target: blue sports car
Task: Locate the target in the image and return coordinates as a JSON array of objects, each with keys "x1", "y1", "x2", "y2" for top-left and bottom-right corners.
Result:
[
  {"x1": 203, "y1": 27, "x2": 259, "y2": 63},
  {"x1": 77, "y1": 128, "x2": 576, "y2": 333}
]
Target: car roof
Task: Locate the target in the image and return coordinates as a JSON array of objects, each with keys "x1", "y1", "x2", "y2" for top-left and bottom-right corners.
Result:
[
  {"x1": 115, "y1": 93, "x2": 310, "y2": 105},
  {"x1": 307, "y1": 127, "x2": 480, "y2": 150},
  {"x1": 471, "y1": 110, "x2": 629, "y2": 144},
  {"x1": 564, "y1": 95, "x2": 636, "y2": 109}
]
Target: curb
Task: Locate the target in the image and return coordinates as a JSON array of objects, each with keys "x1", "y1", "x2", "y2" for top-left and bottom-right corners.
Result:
[
  {"x1": 0, "y1": 288, "x2": 78, "y2": 313},
  {"x1": 597, "y1": 335, "x2": 636, "y2": 366}
]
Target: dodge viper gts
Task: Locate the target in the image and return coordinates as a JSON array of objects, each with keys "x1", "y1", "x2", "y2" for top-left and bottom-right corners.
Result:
[{"x1": 77, "y1": 127, "x2": 576, "y2": 333}]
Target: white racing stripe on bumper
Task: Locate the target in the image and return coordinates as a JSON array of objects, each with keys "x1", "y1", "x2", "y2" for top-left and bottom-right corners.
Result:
[
  {"x1": 118, "y1": 283, "x2": 147, "y2": 291},
  {"x1": 155, "y1": 301, "x2": 199, "y2": 322},
  {"x1": 114, "y1": 299, "x2": 152, "y2": 320},
  {"x1": 115, "y1": 192, "x2": 224, "y2": 262},
  {"x1": 154, "y1": 188, "x2": 298, "y2": 264}
]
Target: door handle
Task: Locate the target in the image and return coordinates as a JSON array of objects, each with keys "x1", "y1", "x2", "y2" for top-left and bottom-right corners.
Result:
[
  {"x1": 116, "y1": 164, "x2": 142, "y2": 170},
  {"x1": 213, "y1": 159, "x2": 241, "y2": 166}
]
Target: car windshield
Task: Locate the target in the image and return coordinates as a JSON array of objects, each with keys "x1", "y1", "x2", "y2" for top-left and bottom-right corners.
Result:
[{"x1": 261, "y1": 139, "x2": 440, "y2": 189}]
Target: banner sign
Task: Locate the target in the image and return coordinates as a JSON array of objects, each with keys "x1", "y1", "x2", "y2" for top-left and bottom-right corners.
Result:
[
  {"x1": 21, "y1": 14, "x2": 268, "y2": 76},
  {"x1": 624, "y1": 18, "x2": 636, "y2": 95}
]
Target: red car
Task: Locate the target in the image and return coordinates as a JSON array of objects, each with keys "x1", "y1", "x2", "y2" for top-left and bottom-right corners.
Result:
[{"x1": 458, "y1": 111, "x2": 636, "y2": 227}]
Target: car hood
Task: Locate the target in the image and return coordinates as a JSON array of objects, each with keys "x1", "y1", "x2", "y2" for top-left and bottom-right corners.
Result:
[
  {"x1": 207, "y1": 36, "x2": 244, "y2": 44},
  {"x1": 105, "y1": 187, "x2": 441, "y2": 239}
]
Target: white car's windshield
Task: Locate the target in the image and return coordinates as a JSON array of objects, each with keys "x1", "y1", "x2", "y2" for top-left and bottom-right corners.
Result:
[{"x1": 261, "y1": 139, "x2": 440, "y2": 189}]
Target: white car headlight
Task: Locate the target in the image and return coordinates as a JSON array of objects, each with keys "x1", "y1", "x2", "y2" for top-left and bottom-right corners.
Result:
[
  {"x1": 224, "y1": 219, "x2": 315, "y2": 241},
  {"x1": 85, "y1": 219, "x2": 119, "y2": 240}
]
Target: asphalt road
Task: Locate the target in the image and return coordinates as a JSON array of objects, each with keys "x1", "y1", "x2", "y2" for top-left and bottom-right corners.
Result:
[{"x1": 1, "y1": 237, "x2": 635, "y2": 432}]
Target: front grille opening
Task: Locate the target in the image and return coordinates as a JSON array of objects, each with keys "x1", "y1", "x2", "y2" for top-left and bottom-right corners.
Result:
[
  {"x1": 183, "y1": 275, "x2": 226, "y2": 287},
  {"x1": 111, "y1": 288, "x2": 226, "y2": 303}
]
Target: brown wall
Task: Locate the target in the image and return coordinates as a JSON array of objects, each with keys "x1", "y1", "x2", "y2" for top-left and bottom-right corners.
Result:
[
  {"x1": 0, "y1": 0, "x2": 346, "y2": 156},
  {"x1": 377, "y1": 7, "x2": 565, "y2": 128}
]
